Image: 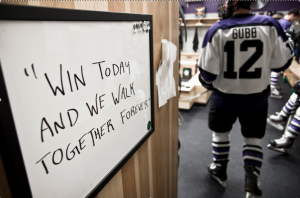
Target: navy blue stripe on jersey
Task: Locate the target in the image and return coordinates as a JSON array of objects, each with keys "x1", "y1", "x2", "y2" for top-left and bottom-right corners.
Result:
[
  {"x1": 199, "y1": 67, "x2": 217, "y2": 82},
  {"x1": 278, "y1": 18, "x2": 291, "y2": 31},
  {"x1": 271, "y1": 57, "x2": 293, "y2": 73},
  {"x1": 198, "y1": 74, "x2": 213, "y2": 90},
  {"x1": 202, "y1": 14, "x2": 288, "y2": 48},
  {"x1": 212, "y1": 87, "x2": 270, "y2": 110}
]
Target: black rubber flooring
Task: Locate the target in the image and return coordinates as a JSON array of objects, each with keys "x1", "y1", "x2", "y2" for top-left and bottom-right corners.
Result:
[{"x1": 178, "y1": 77, "x2": 300, "y2": 198}]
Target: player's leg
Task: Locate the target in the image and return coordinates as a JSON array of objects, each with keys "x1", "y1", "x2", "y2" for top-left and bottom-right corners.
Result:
[
  {"x1": 207, "y1": 100, "x2": 237, "y2": 187},
  {"x1": 270, "y1": 71, "x2": 282, "y2": 98},
  {"x1": 208, "y1": 131, "x2": 230, "y2": 187},
  {"x1": 243, "y1": 138, "x2": 263, "y2": 197},
  {"x1": 239, "y1": 102, "x2": 267, "y2": 197},
  {"x1": 267, "y1": 93, "x2": 298, "y2": 130},
  {"x1": 268, "y1": 106, "x2": 300, "y2": 153}
]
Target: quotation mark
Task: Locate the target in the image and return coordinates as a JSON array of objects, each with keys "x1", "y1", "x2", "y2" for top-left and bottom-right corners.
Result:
[{"x1": 24, "y1": 64, "x2": 38, "y2": 79}]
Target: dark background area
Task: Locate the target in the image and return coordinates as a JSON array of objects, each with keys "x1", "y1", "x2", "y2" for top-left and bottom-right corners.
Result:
[
  {"x1": 180, "y1": 1, "x2": 300, "y2": 14},
  {"x1": 178, "y1": 77, "x2": 300, "y2": 197}
]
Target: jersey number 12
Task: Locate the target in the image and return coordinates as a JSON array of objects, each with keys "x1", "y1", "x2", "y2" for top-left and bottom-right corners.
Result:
[{"x1": 224, "y1": 40, "x2": 263, "y2": 79}]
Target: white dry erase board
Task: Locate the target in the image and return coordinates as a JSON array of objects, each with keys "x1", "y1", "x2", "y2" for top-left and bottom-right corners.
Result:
[{"x1": 0, "y1": 4, "x2": 154, "y2": 198}]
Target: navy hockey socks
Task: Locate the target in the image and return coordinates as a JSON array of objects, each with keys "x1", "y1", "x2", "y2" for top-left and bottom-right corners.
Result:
[
  {"x1": 270, "y1": 71, "x2": 280, "y2": 88},
  {"x1": 243, "y1": 138, "x2": 263, "y2": 177},
  {"x1": 281, "y1": 93, "x2": 298, "y2": 117},
  {"x1": 285, "y1": 107, "x2": 300, "y2": 139},
  {"x1": 212, "y1": 131, "x2": 230, "y2": 162}
]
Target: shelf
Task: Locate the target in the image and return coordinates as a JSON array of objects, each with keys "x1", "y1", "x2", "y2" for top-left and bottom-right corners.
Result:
[
  {"x1": 181, "y1": 23, "x2": 214, "y2": 27},
  {"x1": 180, "y1": 18, "x2": 220, "y2": 21},
  {"x1": 179, "y1": 18, "x2": 219, "y2": 27}
]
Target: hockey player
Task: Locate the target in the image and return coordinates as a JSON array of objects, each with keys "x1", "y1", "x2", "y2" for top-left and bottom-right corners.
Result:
[
  {"x1": 198, "y1": 0, "x2": 294, "y2": 197},
  {"x1": 270, "y1": 9, "x2": 299, "y2": 98},
  {"x1": 267, "y1": 81, "x2": 300, "y2": 153}
]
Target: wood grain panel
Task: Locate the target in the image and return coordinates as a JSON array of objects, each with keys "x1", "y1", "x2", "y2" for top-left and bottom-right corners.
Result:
[
  {"x1": 151, "y1": 29, "x2": 164, "y2": 198},
  {"x1": 96, "y1": 170, "x2": 124, "y2": 198},
  {"x1": 108, "y1": 1, "x2": 125, "y2": 13},
  {"x1": 137, "y1": 140, "x2": 150, "y2": 198},
  {"x1": 170, "y1": 3, "x2": 179, "y2": 198},
  {"x1": 2, "y1": 1, "x2": 28, "y2": 5},
  {"x1": 74, "y1": 2, "x2": 108, "y2": 11},
  {"x1": 38, "y1": 1, "x2": 75, "y2": 9},
  {"x1": 143, "y1": 1, "x2": 148, "y2": 14},
  {"x1": 147, "y1": 137, "x2": 154, "y2": 198},
  {"x1": 133, "y1": 153, "x2": 141, "y2": 198},
  {"x1": 130, "y1": 1, "x2": 143, "y2": 14},
  {"x1": 121, "y1": 157, "x2": 137, "y2": 198},
  {"x1": 0, "y1": 2, "x2": 179, "y2": 198},
  {"x1": 125, "y1": 1, "x2": 130, "y2": 13}
]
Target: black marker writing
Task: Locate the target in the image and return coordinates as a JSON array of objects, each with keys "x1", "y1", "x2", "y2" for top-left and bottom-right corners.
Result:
[
  {"x1": 36, "y1": 152, "x2": 51, "y2": 174},
  {"x1": 45, "y1": 64, "x2": 65, "y2": 96},
  {"x1": 74, "y1": 65, "x2": 86, "y2": 90},
  {"x1": 93, "y1": 61, "x2": 130, "y2": 80},
  {"x1": 24, "y1": 63, "x2": 38, "y2": 79},
  {"x1": 120, "y1": 99, "x2": 149, "y2": 124},
  {"x1": 40, "y1": 109, "x2": 79, "y2": 142},
  {"x1": 111, "y1": 83, "x2": 135, "y2": 105},
  {"x1": 37, "y1": 119, "x2": 115, "y2": 174},
  {"x1": 86, "y1": 93, "x2": 105, "y2": 116},
  {"x1": 54, "y1": 113, "x2": 65, "y2": 134},
  {"x1": 67, "y1": 109, "x2": 79, "y2": 127},
  {"x1": 92, "y1": 61, "x2": 105, "y2": 79},
  {"x1": 52, "y1": 149, "x2": 63, "y2": 165},
  {"x1": 45, "y1": 64, "x2": 86, "y2": 96}
]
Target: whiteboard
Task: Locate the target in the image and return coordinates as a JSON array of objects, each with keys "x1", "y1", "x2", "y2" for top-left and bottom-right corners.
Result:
[{"x1": 0, "y1": 4, "x2": 154, "y2": 198}]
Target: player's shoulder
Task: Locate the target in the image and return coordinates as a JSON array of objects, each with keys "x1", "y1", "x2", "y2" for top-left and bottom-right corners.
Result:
[
  {"x1": 249, "y1": 14, "x2": 278, "y2": 24},
  {"x1": 218, "y1": 14, "x2": 278, "y2": 28},
  {"x1": 218, "y1": 14, "x2": 283, "y2": 36},
  {"x1": 206, "y1": 21, "x2": 222, "y2": 35},
  {"x1": 202, "y1": 22, "x2": 223, "y2": 48}
]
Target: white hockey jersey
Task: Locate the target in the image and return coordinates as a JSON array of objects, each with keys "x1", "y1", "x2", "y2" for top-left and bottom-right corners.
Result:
[{"x1": 198, "y1": 14, "x2": 294, "y2": 110}]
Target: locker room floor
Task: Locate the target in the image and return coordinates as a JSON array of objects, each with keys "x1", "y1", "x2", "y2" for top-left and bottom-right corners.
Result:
[{"x1": 178, "y1": 76, "x2": 300, "y2": 198}]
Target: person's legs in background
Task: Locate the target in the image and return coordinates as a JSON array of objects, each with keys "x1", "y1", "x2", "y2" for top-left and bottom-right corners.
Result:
[
  {"x1": 269, "y1": 92, "x2": 298, "y2": 123},
  {"x1": 267, "y1": 93, "x2": 298, "y2": 130},
  {"x1": 268, "y1": 106, "x2": 300, "y2": 153},
  {"x1": 270, "y1": 71, "x2": 282, "y2": 98}
]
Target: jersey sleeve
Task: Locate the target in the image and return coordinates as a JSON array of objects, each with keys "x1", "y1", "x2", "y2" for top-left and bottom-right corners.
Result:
[
  {"x1": 269, "y1": 23, "x2": 294, "y2": 72},
  {"x1": 197, "y1": 25, "x2": 221, "y2": 83}
]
